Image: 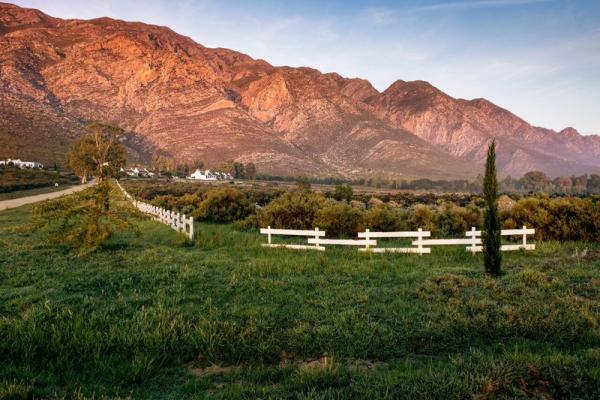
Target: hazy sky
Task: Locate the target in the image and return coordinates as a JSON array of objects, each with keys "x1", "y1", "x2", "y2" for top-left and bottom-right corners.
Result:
[{"x1": 12, "y1": 0, "x2": 600, "y2": 135}]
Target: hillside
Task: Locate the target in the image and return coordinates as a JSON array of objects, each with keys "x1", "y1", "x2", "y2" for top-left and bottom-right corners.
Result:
[{"x1": 1, "y1": 2, "x2": 599, "y2": 178}]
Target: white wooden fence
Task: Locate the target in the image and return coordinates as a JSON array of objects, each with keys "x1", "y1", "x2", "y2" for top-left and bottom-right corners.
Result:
[
  {"x1": 260, "y1": 226, "x2": 534, "y2": 254},
  {"x1": 116, "y1": 181, "x2": 194, "y2": 239},
  {"x1": 260, "y1": 226, "x2": 326, "y2": 251}
]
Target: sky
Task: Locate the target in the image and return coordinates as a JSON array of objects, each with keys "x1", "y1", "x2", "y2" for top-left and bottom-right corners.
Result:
[{"x1": 12, "y1": 0, "x2": 600, "y2": 135}]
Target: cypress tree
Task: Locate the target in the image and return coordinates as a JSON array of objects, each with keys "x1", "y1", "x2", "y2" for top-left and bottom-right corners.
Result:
[{"x1": 483, "y1": 139, "x2": 502, "y2": 276}]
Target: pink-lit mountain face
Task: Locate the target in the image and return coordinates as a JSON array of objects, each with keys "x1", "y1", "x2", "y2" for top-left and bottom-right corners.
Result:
[{"x1": 1, "y1": 2, "x2": 599, "y2": 178}]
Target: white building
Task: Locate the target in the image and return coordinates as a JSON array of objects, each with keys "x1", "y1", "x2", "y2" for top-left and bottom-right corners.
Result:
[
  {"x1": 123, "y1": 167, "x2": 140, "y2": 177},
  {"x1": 140, "y1": 168, "x2": 155, "y2": 177},
  {"x1": 0, "y1": 158, "x2": 43, "y2": 169},
  {"x1": 188, "y1": 169, "x2": 218, "y2": 181},
  {"x1": 215, "y1": 171, "x2": 234, "y2": 180},
  {"x1": 120, "y1": 167, "x2": 156, "y2": 177}
]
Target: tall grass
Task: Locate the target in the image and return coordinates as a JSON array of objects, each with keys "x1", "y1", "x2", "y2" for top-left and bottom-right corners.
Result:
[{"x1": 0, "y1": 206, "x2": 599, "y2": 398}]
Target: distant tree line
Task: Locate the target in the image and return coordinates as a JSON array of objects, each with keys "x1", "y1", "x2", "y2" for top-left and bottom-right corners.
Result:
[{"x1": 256, "y1": 171, "x2": 600, "y2": 194}]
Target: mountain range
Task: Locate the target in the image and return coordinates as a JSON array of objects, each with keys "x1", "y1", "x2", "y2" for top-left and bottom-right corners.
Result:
[{"x1": 1, "y1": 2, "x2": 599, "y2": 179}]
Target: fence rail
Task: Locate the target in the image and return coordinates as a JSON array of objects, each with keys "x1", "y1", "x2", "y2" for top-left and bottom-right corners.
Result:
[
  {"x1": 260, "y1": 225, "x2": 534, "y2": 254},
  {"x1": 116, "y1": 181, "x2": 194, "y2": 239},
  {"x1": 260, "y1": 226, "x2": 325, "y2": 251}
]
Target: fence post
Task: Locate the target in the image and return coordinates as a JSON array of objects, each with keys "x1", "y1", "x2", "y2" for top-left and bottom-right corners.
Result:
[
  {"x1": 267, "y1": 226, "x2": 272, "y2": 245},
  {"x1": 469, "y1": 226, "x2": 477, "y2": 254},
  {"x1": 189, "y1": 216, "x2": 194, "y2": 240},
  {"x1": 522, "y1": 225, "x2": 527, "y2": 249},
  {"x1": 417, "y1": 228, "x2": 423, "y2": 255},
  {"x1": 364, "y1": 229, "x2": 370, "y2": 251},
  {"x1": 314, "y1": 227, "x2": 320, "y2": 249}
]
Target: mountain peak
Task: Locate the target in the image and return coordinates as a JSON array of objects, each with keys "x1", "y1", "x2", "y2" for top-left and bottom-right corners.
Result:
[
  {"x1": 0, "y1": 1, "x2": 58, "y2": 30},
  {"x1": 559, "y1": 127, "x2": 580, "y2": 138},
  {"x1": 385, "y1": 79, "x2": 437, "y2": 91}
]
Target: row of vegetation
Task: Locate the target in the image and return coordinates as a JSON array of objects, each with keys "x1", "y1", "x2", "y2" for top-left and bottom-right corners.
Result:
[{"x1": 124, "y1": 182, "x2": 600, "y2": 242}]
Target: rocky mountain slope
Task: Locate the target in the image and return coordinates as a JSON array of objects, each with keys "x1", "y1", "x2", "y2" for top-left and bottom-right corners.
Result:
[{"x1": 1, "y1": 2, "x2": 598, "y2": 178}]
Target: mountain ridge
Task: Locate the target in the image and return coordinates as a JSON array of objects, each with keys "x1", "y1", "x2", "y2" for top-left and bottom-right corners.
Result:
[{"x1": 1, "y1": 2, "x2": 598, "y2": 179}]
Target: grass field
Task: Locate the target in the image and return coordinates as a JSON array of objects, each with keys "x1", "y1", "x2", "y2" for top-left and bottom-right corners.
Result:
[{"x1": 1, "y1": 197, "x2": 599, "y2": 399}]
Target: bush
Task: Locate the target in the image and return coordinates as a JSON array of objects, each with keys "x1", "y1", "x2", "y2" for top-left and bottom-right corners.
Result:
[
  {"x1": 252, "y1": 190, "x2": 327, "y2": 229},
  {"x1": 503, "y1": 196, "x2": 599, "y2": 241},
  {"x1": 362, "y1": 205, "x2": 407, "y2": 231},
  {"x1": 192, "y1": 188, "x2": 252, "y2": 223},
  {"x1": 409, "y1": 204, "x2": 437, "y2": 231},
  {"x1": 314, "y1": 201, "x2": 364, "y2": 237},
  {"x1": 333, "y1": 184, "x2": 353, "y2": 202},
  {"x1": 436, "y1": 202, "x2": 481, "y2": 236}
]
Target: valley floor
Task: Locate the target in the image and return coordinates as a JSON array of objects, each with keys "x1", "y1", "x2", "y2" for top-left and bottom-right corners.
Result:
[{"x1": 0, "y1": 204, "x2": 599, "y2": 399}]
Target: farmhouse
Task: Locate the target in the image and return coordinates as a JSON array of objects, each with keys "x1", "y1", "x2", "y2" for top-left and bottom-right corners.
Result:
[
  {"x1": 188, "y1": 169, "x2": 218, "y2": 181},
  {"x1": 0, "y1": 158, "x2": 43, "y2": 169},
  {"x1": 120, "y1": 167, "x2": 155, "y2": 177}
]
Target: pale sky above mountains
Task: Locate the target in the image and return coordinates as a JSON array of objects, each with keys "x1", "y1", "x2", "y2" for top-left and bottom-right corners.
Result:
[{"x1": 12, "y1": 0, "x2": 600, "y2": 135}]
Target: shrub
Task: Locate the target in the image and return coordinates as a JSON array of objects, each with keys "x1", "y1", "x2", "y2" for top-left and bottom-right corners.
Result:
[
  {"x1": 437, "y1": 202, "x2": 481, "y2": 236},
  {"x1": 314, "y1": 201, "x2": 364, "y2": 237},
  {"x1": 409, "y1": 204, "x2": 437, "y2": 231},
  {"x1": 362, "y1": 205, "x2": 408, "y2": 231},
  {"x1": 333, "y1": 184, "x2": 353, "y2": 202},
  {"x1": 252, "y1": 190, "x2": 326, "y2": 229},
  {"x1": 192, "y1": 188, "x2": 252, "y2": 223},
  {"x1": 504, "y1": 196, "x2": 599, "y2": 242}
]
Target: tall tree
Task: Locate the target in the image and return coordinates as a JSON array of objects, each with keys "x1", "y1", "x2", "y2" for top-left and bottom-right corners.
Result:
[
  {"x1": 67, "y1": 123, "x2": 126, "y2": 183},
  {"x1": 35, "y1": 123, "x2": 135, "y2": 254},
  {"x1": 483, "y1": 139, "x2": 502, "y2": 276},
  {"x1": 193, "y1": 160, "x2": 205, "y2": 170},
  {"x1": 233, "y1": 162, "x2": 245, "y2": 179},
  {"x1": 245, "y1": 162, "x2": 257, "y2": 180},
  {"x1": 587, "y1": 174, "x2": 600, "y2": 194},
  {"x1": 520, "y1": 171, "x2": 550, "y2": 192}
]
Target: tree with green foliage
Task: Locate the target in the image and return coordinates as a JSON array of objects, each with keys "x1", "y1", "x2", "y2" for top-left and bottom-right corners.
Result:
[
  {"x1": 31, "y1": 180, "x2": 137, "y2": 255},
  {"x1": 193, "y1": 160, "x2": 205, "y2": 170},
  {"x1": 175, "y1": 163, "x2": 190, "y2": 178},
  {"x1": 483, "y1": 139, "x2": 502, "y2": 276},
  {"x1": 232, "y1": 162, "x2": 245, "y2": 179},
  {"x1": 67, "y1": 123, "x2": 126, "y2": 184},
  {"x1": 588, "y1": 174, "x2": 600, "y2": 194},
  {"x1": 245, "y1": 162, "x2": 257, "y2": 180},
  {"x1": 33, "y1": 123, "x2": 135, "y2": 254},
  {"x1": 333, "y1": 184, "x2": 353, "y2": 202},
  {"x1": 295, "y1": 177, "x2": 311, "y2": 191},
  {"x1": 520, "y1": 171, "x2": 550, "y2": 193}
]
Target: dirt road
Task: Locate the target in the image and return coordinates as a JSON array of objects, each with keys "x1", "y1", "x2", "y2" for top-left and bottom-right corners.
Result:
[{"x1": 0, "y1": 181, "x2": 95, "y2": 211}]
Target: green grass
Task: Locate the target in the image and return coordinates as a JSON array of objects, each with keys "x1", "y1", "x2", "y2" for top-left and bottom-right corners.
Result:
[{"x1": 0, "y1": 202, "x2": 599, "y2": 399}]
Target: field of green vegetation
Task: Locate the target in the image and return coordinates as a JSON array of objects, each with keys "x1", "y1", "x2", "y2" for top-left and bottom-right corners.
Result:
[
  {"x1": 0, "y1": 167, "x2": 79, "y2": 194},
  {"x1": 1, "y1": 189, "x2": 599, "y2": 399}
]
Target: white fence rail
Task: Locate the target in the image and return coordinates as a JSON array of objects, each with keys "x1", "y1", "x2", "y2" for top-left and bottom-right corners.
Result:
[
  {"x1": 116, "y1": 181, "x2": 194, "y2": 240},
  {"x1": 260, "y1": 226, "x2": 326, "y2": 251},
  {"x1": 462, "y1": 226, "x2": 535, "y2": 252},
  {"x1": 359, "y1": 228, "x2": 431, "y2": 254},
  {"x1": 260, "y1": 225, "x2": 534, "y2": 254}
]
